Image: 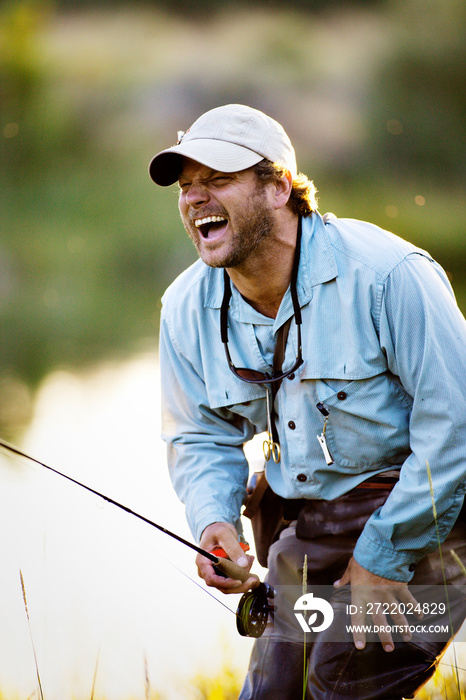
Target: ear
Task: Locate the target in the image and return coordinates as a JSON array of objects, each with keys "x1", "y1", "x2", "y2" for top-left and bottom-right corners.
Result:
[{"x1": 271, "y1": 170, "x2": 293, "y2": 210}]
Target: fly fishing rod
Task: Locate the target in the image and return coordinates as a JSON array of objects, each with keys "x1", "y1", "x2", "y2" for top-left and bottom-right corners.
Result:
[{"x1": 0, "y1": 437, "x2": 273, "y2": 637}]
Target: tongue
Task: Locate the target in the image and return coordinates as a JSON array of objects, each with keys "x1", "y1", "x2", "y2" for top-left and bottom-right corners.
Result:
[{"x1": 203, "y1": 220, "x2": 227, "y2": 239}]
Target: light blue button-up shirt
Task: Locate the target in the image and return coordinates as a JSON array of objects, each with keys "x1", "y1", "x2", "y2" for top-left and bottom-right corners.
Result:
[{"x1": 160, "y1": 212, "x2": 466, "y2": 581}]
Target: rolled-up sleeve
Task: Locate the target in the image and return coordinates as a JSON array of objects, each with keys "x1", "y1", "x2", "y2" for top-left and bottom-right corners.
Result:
[
  {"x1": 353, "y1": 253, "x2": 466, "y2": 581},
  {"x1": 159, "y1": 309, "x2": 254, "y2": 543}
]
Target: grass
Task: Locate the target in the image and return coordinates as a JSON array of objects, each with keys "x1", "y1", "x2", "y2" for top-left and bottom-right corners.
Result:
[
  {"x1": 302, "y1": 553, "x2": 310, "y2": 700},
  {"x1": 415, "y1": 663, "x2": 466, "y2": 700},
  {"x1": 0, "y1": 663, "x2": 461, "y2": 699},
  {"x1": 424, "y1": 461, "x2": 464, "y2": 698},
  {"x1": 19, "y1": 570, "x2": 44, "y2": 700},
  {"x1": 16, "y1": 572, "x2": 245, "y2": 699},
  {"x1": 13, "y1": 461, "x2": 465, "y2": 699}
]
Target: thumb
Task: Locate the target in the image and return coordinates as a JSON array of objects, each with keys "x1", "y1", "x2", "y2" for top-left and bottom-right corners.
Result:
[
  {"x1": 236, "y1": 553, "x2": 250, "y2": 568},
  {"x1": 334, "y1": 566, "x2": 351, "y2": 588}
]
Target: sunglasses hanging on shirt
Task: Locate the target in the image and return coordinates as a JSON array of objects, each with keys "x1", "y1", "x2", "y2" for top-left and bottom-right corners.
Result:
[{"x1": 220, "y1": 218, "x2": 304, "y2": 462}]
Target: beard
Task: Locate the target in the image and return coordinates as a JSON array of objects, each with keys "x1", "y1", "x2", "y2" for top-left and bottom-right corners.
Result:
[{"x1": 183, "y1": 182, "x2": 275, "y2": 269}]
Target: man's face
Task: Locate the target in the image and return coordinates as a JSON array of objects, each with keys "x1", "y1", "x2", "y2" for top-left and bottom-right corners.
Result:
[{"x1": 178, "y1": 158, "x2": 275, "y2": 269}]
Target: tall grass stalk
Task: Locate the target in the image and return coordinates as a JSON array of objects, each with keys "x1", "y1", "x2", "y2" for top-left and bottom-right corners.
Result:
[
  {"x1": 144, "y1": 654, "x2": 151, "y2": 700},
  {"x1": 302, "y1": 554, "x2": 310, "y2": 700},
  {"x1": 89, "y1": 652, "x2": 99, "y2": 700},
  {"x1": 19, "y1": 570, "x2": 45, "y2": 700},
  {"x1": 425, "y1": 461, "x2": 462, "y2": 698},
  {"x1": 450, "y1": 550, "x2": 466, "y2": 579}
]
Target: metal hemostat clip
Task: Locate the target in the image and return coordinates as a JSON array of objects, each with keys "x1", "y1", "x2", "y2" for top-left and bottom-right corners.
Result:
[{"x1": 263, "y1": 386, "x2": 281, "y2": 463}]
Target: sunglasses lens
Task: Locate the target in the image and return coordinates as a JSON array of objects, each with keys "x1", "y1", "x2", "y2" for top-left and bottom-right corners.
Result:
[{"x1": 235, "y1": 368, "x2": 269, "y2": 382}]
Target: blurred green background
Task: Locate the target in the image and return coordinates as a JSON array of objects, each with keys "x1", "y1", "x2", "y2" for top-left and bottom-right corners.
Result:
[{"x1": 1, "y1": 0, "x2": 465, "y2": 439}]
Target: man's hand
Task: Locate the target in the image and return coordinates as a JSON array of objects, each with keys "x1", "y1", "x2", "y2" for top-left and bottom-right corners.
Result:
[
  {"x1": 196, "y1": 522, "x2": 260, "y2": 594},
  {"x1": 334, "y1": 557, "x2": 422, "y2": 652}
]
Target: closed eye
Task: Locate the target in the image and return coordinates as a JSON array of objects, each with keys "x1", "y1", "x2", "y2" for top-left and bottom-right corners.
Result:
[
  {"x1": 178, "y1": 174, "x2": 233, "y2": 193},
  {"x1": 211, "y1": 176, "x2": 231, "y2": 186}
]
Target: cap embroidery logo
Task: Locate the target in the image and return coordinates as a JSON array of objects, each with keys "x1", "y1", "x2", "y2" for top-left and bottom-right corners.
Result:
[{"x1": 176, "y1": 128, "x2": 190, "y2": 145}]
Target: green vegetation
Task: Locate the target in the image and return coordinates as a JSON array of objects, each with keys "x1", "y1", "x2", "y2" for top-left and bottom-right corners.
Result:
[
  {"x1": 416, "y1": 667, "x2": 466, "y2": 700},
  {"x1": 1, "y1": 0, "x2": 465, "y2": 440},
  {"x1": 0, "y1": 662, "x2": 462, "y2": 699},
  {"x1": 1, "y1": 5, "x2": 465, "y2": 696}
]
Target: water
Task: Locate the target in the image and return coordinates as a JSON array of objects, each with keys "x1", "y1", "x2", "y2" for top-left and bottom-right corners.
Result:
[
  {"x1": 0, "y1": 353, "x2": 256, "y2": 699},
  {"x1": 1, "y1": 352, "x2": 463, "y2": 698}
]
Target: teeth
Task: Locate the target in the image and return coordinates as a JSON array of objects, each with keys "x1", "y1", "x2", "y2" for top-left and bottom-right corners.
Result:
[{"x1": 194, "y1": 216, "x2": 226, "y2": 228}]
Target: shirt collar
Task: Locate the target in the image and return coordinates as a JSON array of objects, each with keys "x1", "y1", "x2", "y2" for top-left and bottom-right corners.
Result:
[{"x1": 204, "y1": 211, "x2": 338, "y2": 316}]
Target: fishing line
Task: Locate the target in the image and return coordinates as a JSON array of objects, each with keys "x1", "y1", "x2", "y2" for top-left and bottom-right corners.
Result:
[
  {"x1": 0, "y1": 437, "x2": 273, "y2": 636},
  {"x1": 152, "y1": 543, "x2": 238, "y2": 618},
  {"x1": 0, "y1": 438, "x2": 217, "y2": 563}
]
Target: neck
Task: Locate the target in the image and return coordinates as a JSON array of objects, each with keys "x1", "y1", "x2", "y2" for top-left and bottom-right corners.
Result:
[{"x1": 226, "y1": 214, "x2": 299, "y2": 318}]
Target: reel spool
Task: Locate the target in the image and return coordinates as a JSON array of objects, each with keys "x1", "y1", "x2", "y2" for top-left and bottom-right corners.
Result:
[
  {"x1": 236, "y1": 582, "x2": 274, "y2": 637},
  {"x1": 209, "y1": 544, "x2": 274, "y2": 638}
]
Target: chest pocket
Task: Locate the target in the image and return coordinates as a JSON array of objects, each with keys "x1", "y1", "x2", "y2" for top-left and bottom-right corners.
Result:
[
  {"x1": 311, "y1": 371, "x2": 413, "y2": 470},
  {"x1": 204, "y1": 365, "x2": 268, "y2": 430}
]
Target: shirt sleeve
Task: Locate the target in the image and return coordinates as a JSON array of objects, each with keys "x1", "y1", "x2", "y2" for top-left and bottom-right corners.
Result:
[
  {"x1": 159, "y1": 309, "x2": 255, "y2": 543},
  {"x1": 353, "y1": 253, "x2": 466, "y2": 581}
]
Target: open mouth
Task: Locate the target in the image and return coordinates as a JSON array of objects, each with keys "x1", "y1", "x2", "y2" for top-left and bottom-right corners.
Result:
[{"x1": 194, "y1": 215, "x2": 228, "y2": 239}]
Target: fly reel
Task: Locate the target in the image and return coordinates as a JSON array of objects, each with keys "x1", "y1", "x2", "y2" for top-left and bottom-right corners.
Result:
[{"x1": 236, "y1": 582, "x2": 274, "y2": 637}]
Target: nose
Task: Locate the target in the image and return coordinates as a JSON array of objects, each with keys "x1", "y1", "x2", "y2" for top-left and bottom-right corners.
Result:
[{"x1": 183, "y1": 181, "x2": 210, "y2": 208}]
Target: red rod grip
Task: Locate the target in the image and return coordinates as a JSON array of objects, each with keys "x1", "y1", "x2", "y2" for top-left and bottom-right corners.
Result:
[{"x1": 210, "y1": 541, "x2": 250, "y2": 559}]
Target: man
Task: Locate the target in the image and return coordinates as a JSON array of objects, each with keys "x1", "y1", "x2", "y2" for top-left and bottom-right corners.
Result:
[{"x1": 149, "y1": 104, "x2": 466, "y2": 699}]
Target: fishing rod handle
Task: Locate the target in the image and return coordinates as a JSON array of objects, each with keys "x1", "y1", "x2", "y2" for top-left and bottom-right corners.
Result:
[{"x1": 214, "y1": 557, "x2": 256, "y2": 583}]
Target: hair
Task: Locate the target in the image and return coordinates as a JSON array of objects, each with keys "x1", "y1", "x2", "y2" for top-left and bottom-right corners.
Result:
[{"x1": 252, "y1": 159, "x2": 318, "y2": 217}]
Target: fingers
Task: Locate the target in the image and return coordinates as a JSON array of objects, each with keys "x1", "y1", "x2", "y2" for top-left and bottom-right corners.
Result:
[
  {"x1": 398, "y1": 586, "x2": 424, "y2": 620},
  {"x1": 200, "y1": 521, "x2": 248, "y2": 564},
  {"x1": 336, "y1": 557, "x2": 422, "y2": 652},
  {"x1": 196, "y1": 552, "x2": 258, "y2": 594},
  {"x1": 349, "y1": 585, "x2": 423, "y2": 651},
  {"x1": 333, "y1": 567, "x2": 351, "y2": 588},
  {"x1": 196, "y1": 521, "x2": 258, "y2": 595},
  {"x1": 385, "y1": 586, "x2": 423, "y2": 643}
]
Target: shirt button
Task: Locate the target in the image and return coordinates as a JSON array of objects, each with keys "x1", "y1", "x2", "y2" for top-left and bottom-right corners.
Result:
[
  {"x1": 408, "y1": 563, "x2": 416, "y2": 572},
  {"x1": 288, "y1": 421, "x2": 296, "y2": 430},
  {"x1": 297, "y1": 473, "x2": 307, "y2": 482},
  {"x1": 287, "y1": 373, "x2": 295, "y2": 381},
  {"x1": 337, "y1": 391, "x2": 347, "y2": 400}
]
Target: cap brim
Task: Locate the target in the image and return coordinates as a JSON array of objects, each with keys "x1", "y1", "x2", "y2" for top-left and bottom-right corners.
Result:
[{"x1": 148, "y1": 139, "x2": 264, "y2": 186}]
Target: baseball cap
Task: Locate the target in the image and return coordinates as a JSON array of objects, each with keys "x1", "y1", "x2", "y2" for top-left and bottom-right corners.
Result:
[{"x1": 148, "y1": 104, "x2": 297, "y2": 186}]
